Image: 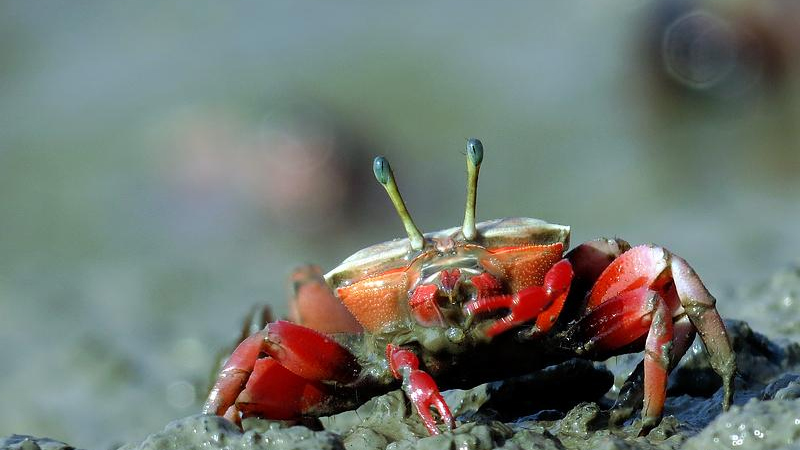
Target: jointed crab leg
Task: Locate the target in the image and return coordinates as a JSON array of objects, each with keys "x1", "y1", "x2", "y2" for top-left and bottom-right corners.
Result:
[
  {"x1": 609, "y1": 314, "x2": 696, "y2": 427},
  {"x1": 387, "y1": 344, "x2": 455, "y2": 435},
  {"x1": 641, "y1": 293, "x2": 673, "y2": 431},
  {"x1": 289, "y1": 265, "x2": 363, "y2": 334},
  {"x1": 578, "y1": 244, "x2": 735, "y2": 435},
  {"x1": 670, "y1": 254, "x2": 735, "y2": 409}
]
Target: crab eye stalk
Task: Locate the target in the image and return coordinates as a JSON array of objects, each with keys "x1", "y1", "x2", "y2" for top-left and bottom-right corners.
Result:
[
  {"x1": 373, "y1": 156, "x2": 425, "y2": 250},
  {"x1": 462, "y1": 138, "x2": 483, "y2": 241}
]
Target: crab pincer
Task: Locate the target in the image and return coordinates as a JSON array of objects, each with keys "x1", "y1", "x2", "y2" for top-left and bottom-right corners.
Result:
[
  {"x1": 387, "y1": 344, "x2": 455, "y2": 435},
  {"x1": 464, "y1": 259, "x2": 574, "y2": 337},
  {"x1": 204, "y1": 320, "x2": 360, "y2": 421}
]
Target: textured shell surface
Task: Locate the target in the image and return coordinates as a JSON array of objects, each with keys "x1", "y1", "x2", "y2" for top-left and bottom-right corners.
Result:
[{"x1": 325, "y1": 217, "x2": 570, "y2": 288}]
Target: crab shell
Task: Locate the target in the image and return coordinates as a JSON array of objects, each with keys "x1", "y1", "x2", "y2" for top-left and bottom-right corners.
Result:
[{"x1": 324, "y1": 217, "x2": 570, "y2": 333}]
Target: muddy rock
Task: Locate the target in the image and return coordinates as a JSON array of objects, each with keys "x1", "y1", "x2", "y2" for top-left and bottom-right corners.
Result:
[
  {"x1": 682, "y1": 399, "x2": 800, "y2": 450},
  {"x1": 0, "y1": 436, "x2": 78, "y2": 450},
  {"x1": 5, "y1": 319, "x2": 800, "y2": 450},
  {"x1": 116, "y1": 415, "x2": 343, "y2": 450},
  {"x1": 7, "y1": 266, "x2": 800, "y2": 450},
  {"x1": 732, "y1": 262, "x2": 800, "y2": 342}
]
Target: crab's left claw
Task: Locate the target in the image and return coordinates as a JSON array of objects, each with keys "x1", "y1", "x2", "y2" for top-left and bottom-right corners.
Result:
[
  {"x1": 387, "y1": 344, "x2": 455, "y2": 435},
  {"x1": 465, "y1": 259, "x2": 573, "y2": 337},
  {"x1": 204, "y1": 321, "x2": 360, "y2": 422}
]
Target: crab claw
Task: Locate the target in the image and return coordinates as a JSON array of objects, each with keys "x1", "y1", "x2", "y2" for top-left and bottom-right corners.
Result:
[
  {"x1": 204, "y1": 321, "x2": 361, "y2": 421},
  {"x1": 387, "y1": 344, "x2": 455, "y2": 435},
  {"x1": 465, "y1": 259, "x2": 573, "y2": 337}
]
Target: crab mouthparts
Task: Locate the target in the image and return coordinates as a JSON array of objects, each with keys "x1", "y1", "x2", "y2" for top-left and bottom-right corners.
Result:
[{"x1": 409, "y1": 265, "x2": 491, "y2": 329}]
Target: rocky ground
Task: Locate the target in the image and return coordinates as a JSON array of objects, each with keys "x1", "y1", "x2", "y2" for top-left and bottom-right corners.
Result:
[{"x1": 4, "y1": 264, "x2": 800, "y2": 450}]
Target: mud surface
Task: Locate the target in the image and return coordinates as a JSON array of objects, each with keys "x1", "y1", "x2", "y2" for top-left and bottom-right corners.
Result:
[
  {"x1": 5, "y1": 319, "x2": 800, "y2": 450},
  {"x1": 5, "y1": 266, "x2": 800, "y2": 450}
]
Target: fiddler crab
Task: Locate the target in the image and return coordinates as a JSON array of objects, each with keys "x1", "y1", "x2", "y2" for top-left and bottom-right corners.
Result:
[{"x1": 204, "y1": 139, "x2": 736, "y2": 436}]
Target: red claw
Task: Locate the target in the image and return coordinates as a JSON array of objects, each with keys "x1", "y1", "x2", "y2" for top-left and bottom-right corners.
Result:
[
  {"x1": 387, "y1": 344, "x2": 455, "y2": 435},
  {"x1": 465, "y1": 260, "x2": 573, "y2": 337},
  {"x1": 263, "y1": 321, "x2": 360, "y2": 383},
  {"x1": 409, "y1": 284, "x2": 445, "y2": 327},
  {"x1": 469, "y1": 272, "x2": 503, "y2": 296},
  {"x1": 204, "y1": 321, "x2": 361, "y2": 422}
]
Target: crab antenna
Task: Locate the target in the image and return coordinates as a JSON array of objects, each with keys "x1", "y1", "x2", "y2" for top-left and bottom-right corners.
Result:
[
  {"x1": 462, "y1": 138, "x2": 483, "y2": 240},
  {"x1": 373, "y1": 156, "x2": 425, "y2": 250}
]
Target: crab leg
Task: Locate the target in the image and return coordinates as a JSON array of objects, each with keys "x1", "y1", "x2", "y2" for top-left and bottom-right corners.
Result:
[
  {"x1": 577, "y1": 287, "x2": 673, "y2": 435},
  {"x1": 641, "y1": 294, "x2": 672, "y2": 432},
  {"x1": 387, "y1": 344, "x2": 455, "y2": 435},
  {"x1": 565, "y1": 238, "x2": 630, "y2": 288},
  {"x1": 670, "y1": 255, "x2": 735, "y2": 409},
  {"x1": 204, "y1": 320, "x2": 360, "y2": 421},
  {"x1": 580, "y1": 244, "x2": 735, "y2": 434},
  {"x1": 610, "y1": 315, "x2": 696, "y2": 427},
  {"x1": 465, "y1": 259, "x2": 573, "y2": 337},
  {"x1": 288, "y1": 264, "x2": 363, "y2": 333}
]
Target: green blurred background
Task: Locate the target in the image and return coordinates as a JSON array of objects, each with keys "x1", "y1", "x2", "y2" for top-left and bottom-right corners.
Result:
[{"x1": 1, "y1": 1, "x2": 798, "y2": 448}]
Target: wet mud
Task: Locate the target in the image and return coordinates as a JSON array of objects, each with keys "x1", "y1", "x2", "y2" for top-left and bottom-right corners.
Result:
[{"x1": 5, "y1": 264, "x2": 800, "y2": 450}]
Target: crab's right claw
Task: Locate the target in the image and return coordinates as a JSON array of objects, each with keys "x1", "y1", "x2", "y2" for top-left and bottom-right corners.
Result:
[
  {"x1": 464, "y1": 259, "x2": 573, "y2": 337},
  {"x1": 387, "y1": 344, "x2": 455, "y2": 435}
]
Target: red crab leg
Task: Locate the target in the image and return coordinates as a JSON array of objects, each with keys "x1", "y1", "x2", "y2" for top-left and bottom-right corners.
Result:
[
  {"x1": 641, "y1": 295, "x2": 673, "y2": 432},
  {"x1": 589, "y1": 246, "x2": 735, "y2": 406},
  {"x1": 610, "y1": 313, "x2": 697, "y2": 426},
  {"x1": 204, "y1": 321, "x2": 360, "y2": 419},
  {"x1": 464, "y1": 259, "x2": 573, "y2": 337},
  {"x1": 565, "y1": 238, "x2": 630, "y2": 288},
  {"x1": 387, "y1": 344, "x2": 455, "y2": 435},
  {"x1": 578, "y1": 288, "x2": 672, "y2": 435},
  {"x1": 581, "y1": 244, "x2": 735, "y2": 435},
  {"x1": 288, "y1": 264, "x2": 363, "y2": 333}
]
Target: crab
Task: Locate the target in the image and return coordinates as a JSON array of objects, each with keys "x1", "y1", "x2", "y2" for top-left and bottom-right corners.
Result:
[{"x1": 203, "y1": 139, "x2": 736, "y2": 436}]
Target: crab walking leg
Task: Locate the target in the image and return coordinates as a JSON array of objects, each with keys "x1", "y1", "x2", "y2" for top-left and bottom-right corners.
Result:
[
  {"x1": 577, "y1": 289, "x2": 673, "y2": 435},
  {"x1": 464, "y1": 259, "x2": 573, "y2": 337},
  {"x1": 641, "y1": 295, "x2": 673, "y2": 435},
  {"x1": 565, "y1": 238, "x2": 631, "y2": 288},
  {"x1": 386, "y1": 344, "x2": 455, "y2": 435},
  {"x1": 670, "y1": 255, "x2": 736, "y2": 410},
  {"x1": 589, "y1": 246, "x2": 735, "y2": 410},
  {"x1": 610, "y1": 315, "x2": 696, "y2": 427},
  {"x1": 204, "y1": 320, "x2": 360, "y2": 419},
  {"x1": 584, "y1": 244, "x2": 735, "y2": 431},
  {"x1": 288, "y1": 265, "x2": 363, "y2": 334}
]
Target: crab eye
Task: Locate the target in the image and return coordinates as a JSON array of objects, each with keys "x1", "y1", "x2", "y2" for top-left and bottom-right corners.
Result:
[
  {"x1": 373, "y1": 156, "x2": 390, "y2": 185},
  {"x1": 466, "y1": 138, "x2": 483, "y2": 166}
]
